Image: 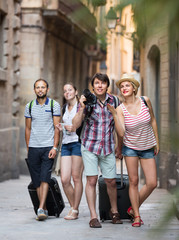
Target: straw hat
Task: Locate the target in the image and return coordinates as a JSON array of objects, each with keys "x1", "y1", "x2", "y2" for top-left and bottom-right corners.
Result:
[{"x1": 116, "y1": 73, "x2": 140, "y2": 88}]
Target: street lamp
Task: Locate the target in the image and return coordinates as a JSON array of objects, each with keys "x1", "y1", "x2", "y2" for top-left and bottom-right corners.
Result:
[
  {"x1": 105, "y1": 7, "x2": 118, "y2": 30},
  {"x1": 106, "y1": 6, "x2": 134, "y2": 40}
]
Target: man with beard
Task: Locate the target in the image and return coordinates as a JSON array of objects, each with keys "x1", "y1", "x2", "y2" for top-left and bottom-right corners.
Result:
[{"x1": 24, "y1": 79, "x2": 61, "y2": 220}]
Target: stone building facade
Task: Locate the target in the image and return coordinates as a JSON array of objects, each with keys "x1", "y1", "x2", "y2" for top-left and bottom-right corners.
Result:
[
  {"x1": 0, "y1": 0, "x2": 99, "y2": 181},
  {"x1": 0, "y1": 0, "x2": 21, "y2": 181},
  {"x1": 140, "y1": 16, "x2": 179, "y2": 189}
]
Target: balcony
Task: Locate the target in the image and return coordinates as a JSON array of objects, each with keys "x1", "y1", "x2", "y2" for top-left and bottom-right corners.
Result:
[{"x1": 42, "y1": 0, "x2": 97, "y2": 48}]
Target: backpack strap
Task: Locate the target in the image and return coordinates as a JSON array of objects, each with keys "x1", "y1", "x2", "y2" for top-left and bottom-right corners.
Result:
[
  {"x1": 50, "y1": 99, "x2": 54, "y2": 117},
  {"x1": 62, "y1": 103, "x2": 67, "y2": 115},
  {"x1": 141, "y1": 96, "x2": 148, "y2": 107},
  {"x1": 113, "y1": 95, "x2": 120, "y2": 108},
  {"x1": 29, "y1": 99, "x2": 54, "y2": 118},
  {"x1": 29, "y1": 100, "x2": 34, "y2": 117}
]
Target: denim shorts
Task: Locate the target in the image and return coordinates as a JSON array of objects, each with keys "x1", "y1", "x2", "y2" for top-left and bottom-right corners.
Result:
[
  {"x1": 28, "y1": 147, "x2": 54, "y2": 188},
  {"x1": 81, "y1": 145, "x2": 116, "y2": 179},
  {"x1": 122, "y1": 145, "x2": 155, "y2": 159},
  {"x1": 61, "y1": 142, "x2": 82, "y2": 157}
]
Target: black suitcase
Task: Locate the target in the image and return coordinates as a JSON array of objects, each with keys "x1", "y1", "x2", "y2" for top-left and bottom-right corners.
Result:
[
  {"x1": 98, "y1": 158, "x2": 131, "y2": 221},
  {"x1": 25, "y1": 158, "x2": 65, "y2": 217},
  {"x1": 28, "y1": 177, "x2": 65, "y2": 218}
]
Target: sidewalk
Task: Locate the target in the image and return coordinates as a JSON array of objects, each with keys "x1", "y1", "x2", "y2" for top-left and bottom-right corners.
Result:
[{"x1": 0, "y1": 173, "x2": 178, "y2": 240}]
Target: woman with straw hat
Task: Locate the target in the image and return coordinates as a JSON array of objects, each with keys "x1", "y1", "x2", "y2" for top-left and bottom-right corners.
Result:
[{"x1": 107, "y1": 73, "x2": 159, "y2": 227}]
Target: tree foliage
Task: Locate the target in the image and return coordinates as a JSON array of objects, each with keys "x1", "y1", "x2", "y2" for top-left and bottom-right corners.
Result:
[{"x1": 116, "y1": 0, "x2": 179, "y2": 46}]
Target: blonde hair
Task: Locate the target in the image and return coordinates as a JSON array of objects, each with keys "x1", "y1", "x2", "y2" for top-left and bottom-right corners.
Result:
[{"x1": 131, "y1": 82, "x2": 138, "y2": 95}]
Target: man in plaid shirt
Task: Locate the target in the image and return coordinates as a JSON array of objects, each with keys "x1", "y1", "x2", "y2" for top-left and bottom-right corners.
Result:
[{"x1": 73, "y1": 73, "x2": 123, "y2": 228}]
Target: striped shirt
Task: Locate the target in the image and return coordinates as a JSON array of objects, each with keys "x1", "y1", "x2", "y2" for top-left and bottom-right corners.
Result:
[
  {"x1": 81, "y1": 93, "x2": 120, "y2": 156},
  {"x1": 24, "y1": 97, "x2": 61, "y2": 147},
  {"x1": 121, "y1": 98, "x2": 157, "y2": 150}
]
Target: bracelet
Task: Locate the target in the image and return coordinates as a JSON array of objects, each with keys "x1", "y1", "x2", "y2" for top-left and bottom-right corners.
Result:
[{"x1": 53, "y1": 147, "x2": 58, "y2": 151}]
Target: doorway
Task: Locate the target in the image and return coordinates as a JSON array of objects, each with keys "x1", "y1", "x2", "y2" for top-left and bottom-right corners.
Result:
[{"x1": 147, "y1": 45, "x2": 160, "y2": 176}]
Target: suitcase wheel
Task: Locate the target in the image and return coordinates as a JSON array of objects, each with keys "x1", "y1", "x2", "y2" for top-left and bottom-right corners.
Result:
[{"x1": 55, "y1": 213, "x2": 60, "y2": 218}]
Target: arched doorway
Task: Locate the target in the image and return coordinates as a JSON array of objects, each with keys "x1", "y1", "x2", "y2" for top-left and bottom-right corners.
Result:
[
  {"x1": 147, "y1": 45, "x2": 160, "y2": 175},
  {"x1": 147, "y1": 45, "x2": 160, "y2": 122}
]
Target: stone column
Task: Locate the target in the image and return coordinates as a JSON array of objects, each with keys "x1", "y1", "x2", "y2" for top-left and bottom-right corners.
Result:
[{"x1": 19, "y1": 5, "x2": 45, "y2": 172}]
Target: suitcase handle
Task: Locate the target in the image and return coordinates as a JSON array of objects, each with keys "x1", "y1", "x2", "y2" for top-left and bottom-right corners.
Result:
[
  {"x1": 116, "y1": 157, "x2": 124, "y2": 186},
  {"x1": 120, "y1": 158, "x2": 123, "y2": 186}
]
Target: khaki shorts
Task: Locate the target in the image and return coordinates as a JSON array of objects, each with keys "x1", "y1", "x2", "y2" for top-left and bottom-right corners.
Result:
[{"x1": 81, "y1": 145, "x2": 116, "y2": 179}]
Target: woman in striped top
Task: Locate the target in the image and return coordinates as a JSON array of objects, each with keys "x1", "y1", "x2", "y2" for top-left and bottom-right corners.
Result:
[{"x1": 108, "y1": 73, "x2": 159, "y2": 227}]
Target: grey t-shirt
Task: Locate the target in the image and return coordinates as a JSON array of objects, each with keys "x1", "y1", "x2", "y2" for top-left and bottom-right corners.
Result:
[{"x1": 24, "y1": 98, "x2": 61, "y2": 147}]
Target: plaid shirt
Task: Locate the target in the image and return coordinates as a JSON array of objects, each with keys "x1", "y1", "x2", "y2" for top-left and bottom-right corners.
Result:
[{"x1": 81, "y1": 93, "x2": 120, "y2": 156}]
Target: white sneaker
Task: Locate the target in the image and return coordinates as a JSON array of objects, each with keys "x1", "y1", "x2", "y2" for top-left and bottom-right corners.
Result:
[
  {"x1": 36, "y1": 208, "x2": 47, "y2": 221},
  {"x1": 44, "y1": 210, "x2": 48, "y2": 218}
]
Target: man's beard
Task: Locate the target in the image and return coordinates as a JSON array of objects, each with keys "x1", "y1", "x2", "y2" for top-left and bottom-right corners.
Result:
[{"x1": 37, "y1": 94, "x2": 47, "y2": 99}]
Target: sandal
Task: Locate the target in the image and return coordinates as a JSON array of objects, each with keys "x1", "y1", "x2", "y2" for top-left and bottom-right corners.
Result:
[
  {"x1": 127, "y1": 206, "x2": 134, "y2": 218},
  {"x1": 64, "y1": 208, "x2": 79, "y2": 220},
  {"x1": 127, "y1": 206, "x2": 144, "y2": 225},
  {"x1": 89, "y1": 218, "x2": 102, "y2": 228},
  {"x1": 132, "y1": 216, "x2": 141, "y2": 227},
  {"x1": 109, "y1": 210, "x2": 123, "y2": 224}
]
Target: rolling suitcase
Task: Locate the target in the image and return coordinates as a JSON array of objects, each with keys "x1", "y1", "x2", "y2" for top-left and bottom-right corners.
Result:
[
  {"x1": 25, "y1": 158, "x2": 65, "y2": 217},
  {"x1": 28, "y1": 177, "x2": 65, "y2": 218},
  {"x1": 98, "y1": 158, "x2": 131, "y2": 221}
]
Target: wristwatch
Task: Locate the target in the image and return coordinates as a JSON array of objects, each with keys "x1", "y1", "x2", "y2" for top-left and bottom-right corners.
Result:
[{"x1": 53, "y1": 147, "x2": 58, "y2": 151}]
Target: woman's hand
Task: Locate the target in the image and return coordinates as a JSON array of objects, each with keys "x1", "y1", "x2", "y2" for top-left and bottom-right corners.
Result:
[
  {"x1": 56, "y1": 123, "x2": 63, "y2": 131},
  {"x1": 64, "y1": 124, "x2": 76, "y2": 132},
  {"x1": 107, "y1": 103, "x2": 117, "y2": 116},
  {"x1": 115, "y1": 146, "x2": 123, "y2": 160},
  {"x1": 154, "y1": 144, "x2": 160, "y2": 155},
  {"x1": 56, "y1": 123, "x2": 76, "y2": 133}
]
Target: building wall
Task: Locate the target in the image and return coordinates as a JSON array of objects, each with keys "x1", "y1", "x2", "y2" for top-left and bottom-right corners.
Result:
[
  {"x1": 0, "y1": 0, "x2": 97, "y2": 180},
  {"x1": 120, "y1": 5, "x2": 134, "y2": 75},
  {"x1": 106, "y1": 4, "x2": 135, "y2": 95},
  {"x1": 140, "y1": 18, "x2": 170, "y2": 188},
  {"x1": 0, "y1": 0, "x2": 21, "y2": 181},
  {"x1": 19, "y1": 1, "x2": 93, "y2": 173}
]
